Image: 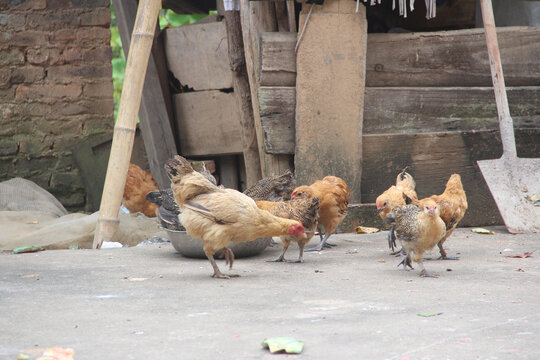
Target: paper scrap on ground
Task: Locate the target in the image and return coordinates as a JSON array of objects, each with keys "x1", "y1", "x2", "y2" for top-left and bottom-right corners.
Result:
[
  {"x1": 356, "y1": 226, "x2": 380, "y2": 234},
  {"x1": 262, "y1": 337, "x2": 304, "y2": 354},
  {"x1": 471, "y1": 228, "x2": 495, "y2": 235}
]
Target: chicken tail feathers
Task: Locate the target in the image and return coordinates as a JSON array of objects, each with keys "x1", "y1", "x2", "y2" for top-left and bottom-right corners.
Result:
[
  {"x1": 165, "y1": 155, "x2": 194, "y2": 182},
  {"x1": 145, "y1": 190, "x2": 163, "y2": 205},
  {"x1": 184, "y1": 201, "x2": 233, "y2": 225}
]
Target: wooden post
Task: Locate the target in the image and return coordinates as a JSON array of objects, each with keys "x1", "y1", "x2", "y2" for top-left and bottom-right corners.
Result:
[
  {"x1": 93, "y1": 0, "x2": 161, "y2": 249},
  {"x1": 239, "y1": 0, "x2": 293, "y2": 177},
  {"x1": 222, "y1": 7, "x2": 262, "y2": 186},
  {"x1": 113, "y1": 0, "x2": 177, "y2": 188}
]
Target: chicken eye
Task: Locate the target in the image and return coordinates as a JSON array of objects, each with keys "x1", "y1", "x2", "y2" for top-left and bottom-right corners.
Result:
[{"x1": 383, "y1": 202, "x2": 387, "y2": 207}]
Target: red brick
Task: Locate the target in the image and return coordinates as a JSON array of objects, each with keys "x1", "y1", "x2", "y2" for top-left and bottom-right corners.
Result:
[
  {"x1": 0, "y1": 68, "x2": 10, "y2": 89},
  {"x1": 25, "y1": 102, "x2": 52, "y2": 116},
  {"x1": 83, "y1": 80, "x2": 113, "y2": 98},
  {"x1": 10, "y1": 65, "x2": 45, "y2": 83},
  {"x1": 80, "y1": 7, "x2": 110, "y2": 27},
  {"x1": 54, "y1": 28, "x2": 77, "y2": 42},
  {"x1": 0, "y1": 14, "x2": 26, "y2": 27},
  {"x1": 47, "y1": 64, "x2": 111, "y2": 82},
  {"x1": 55, "y1": 100, "x2": 89, "y2": 116},
  {"x1": 83, "y1": 46, "x2": 112, "y2": 63},
  {"x1": 27, "y1": 11, "x2": 80, "y2": 30},
  {"x1": 0, "y1": 87, "x2": 15, "y2": 101},
  {"x1": 15, "y1": 83, "x2": 82, "y2": 100},
  {"x1": 76, "y1": 27, "x2": 109, "y2": 44},
  {"x1": 0, "y1": 49, "x2": 24, "y2": 65},
  {"x1": 71, "y1": 0, "x2": 110, "y2": 8},
  {"x1": 5, "y1": 0, "x2": 46, "y2": 10},
  {"x1": 62, "y1": 47, "x2": 83, "y2": 63},
  {"x1": 8, "y1": 31, "x2": 48, "y2": 46},
  {"x1": 26, "y1": 48, "x2": 48, "y2": 65}
]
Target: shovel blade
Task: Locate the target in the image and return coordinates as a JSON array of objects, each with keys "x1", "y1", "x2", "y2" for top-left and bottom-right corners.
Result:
[{"x1": 478, "y1": 157, "x2": 540, "y2": 233}]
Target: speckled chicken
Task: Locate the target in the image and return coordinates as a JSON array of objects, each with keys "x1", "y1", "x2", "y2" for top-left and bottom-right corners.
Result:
[
  {"x1": 257, "y1": 197, "x2": 320, "y2": 263},
  {"x1": 243, "y1": 170, "x2": 295, "y2": 201},
  {"x1": 385, "y1": 200, "x2": 446, "y2": 277},
  {"x1": 375, "y1": 167, "x2": 418, "y2": 253},
  {"x1": 408, "y1": 174, "x2": 468, "y2": 260}
]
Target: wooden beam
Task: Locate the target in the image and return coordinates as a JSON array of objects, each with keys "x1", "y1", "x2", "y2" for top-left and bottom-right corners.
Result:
[
  {"x1": 113, "y1": 0, "x2": 177, "y2": 188},
  {"x1": 253, "y1": 86, "x2": 540, "y2": 153},
  {"x1": 259, "y1": 27, "x2": 540, "y2": 88},
  {"x1": 239, "y1": 0, "x2": 293, "y2": 176},
  {"x1": 258, "y1": 86, "x2": 295, "y2": 154},
  {"x1": 173, "y1": 90, "x2": 243, "y2": 156},
  {"x1": 222, "y1": 8, "x2": 262, "y2": 186},
  {"x1": 163, "y1": 21, "x2": 233, "y2": 91}
]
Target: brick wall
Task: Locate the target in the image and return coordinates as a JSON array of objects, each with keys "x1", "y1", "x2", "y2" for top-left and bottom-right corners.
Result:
[{"x1": 0, "y1": 0, "x2": 114, "y2": 211}]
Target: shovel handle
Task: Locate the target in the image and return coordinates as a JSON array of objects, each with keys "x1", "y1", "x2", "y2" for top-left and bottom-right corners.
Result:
[{"x1": 480, "y1": 0, "x2": 517, "y2": 158}]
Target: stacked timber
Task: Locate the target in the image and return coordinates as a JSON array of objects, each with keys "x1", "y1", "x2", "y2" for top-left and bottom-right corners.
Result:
[{"x1": 259, "y1": 26, "x2": 540, "y2": 227}]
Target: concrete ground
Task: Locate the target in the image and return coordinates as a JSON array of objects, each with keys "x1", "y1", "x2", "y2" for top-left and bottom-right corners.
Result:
[{"x1": 1, "y1": 226, "x2": 539, "y2": 360}]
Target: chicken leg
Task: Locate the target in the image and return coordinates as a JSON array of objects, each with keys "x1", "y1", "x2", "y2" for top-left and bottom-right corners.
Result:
[
  {"x1": 267, "y1": 244, "x2": 289, "y2": 262},
  {"x1": 418, "y1": 260, "x2": 439, "y2": 278},
  {"x1": 306, "y1": 229, "x2": 336, "y2": 252},
  {"x1": 206, "y1": 250, "x2": 239, "y2": 279}
]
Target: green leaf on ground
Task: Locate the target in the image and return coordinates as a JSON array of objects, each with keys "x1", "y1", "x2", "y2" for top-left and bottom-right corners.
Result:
[
  {"x1": 417, "y1": 312, "x2": 443, "y2": 317},
  {"x1": 13, "y1": 245, "x2": 44, "y2": 254},
  {"x1": 262, "y1": 337, "x2": 304, "y2": 354}
]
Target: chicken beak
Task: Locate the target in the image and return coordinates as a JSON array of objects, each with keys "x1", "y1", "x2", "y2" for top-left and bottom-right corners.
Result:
[
  {"x1": 299, "y1": 232, "x2": 307, "y2": 240},
  {"x1": 376, "y1": 207, "x2": 383, "y2": 214}
]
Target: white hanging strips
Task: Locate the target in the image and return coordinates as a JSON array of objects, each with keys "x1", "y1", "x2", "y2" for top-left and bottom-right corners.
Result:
[{"x1": 410, "y1": 0, "x2": 415, "y2": 12}]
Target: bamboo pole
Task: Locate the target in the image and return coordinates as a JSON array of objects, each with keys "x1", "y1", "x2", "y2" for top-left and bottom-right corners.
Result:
[{"x1": 93, "y1": 0, "x2": 161, "y2": 249}]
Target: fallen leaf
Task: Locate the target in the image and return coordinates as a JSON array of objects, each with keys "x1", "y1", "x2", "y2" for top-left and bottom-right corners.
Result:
[
  {"x1": 13, "y1": 245, "x2": 45, "y2": 254},
  {"x1": 262, "y1": 337, "x2": 304, "y2": 354},
  {"x1": 378, "y1": 259, "x2": 386, "y2": 263},
  {"x1": 22, "y1": 274, "x2": 40, "y2": 278},
  {"x1": 356, "y1": 226, "x2": 380, "y2": 234},
  {"x1": 417, "y1": 312, "x2": 443, "y2": 317},
  {"x1": 26, "y1": 220, "x2": 39, "y2": 224},
  {"x1": 471, "y1": 228, "x2": 495, "y2": 235},
  {"x1": 504, "y1": 250, "x2": 535, "y2": 258}
]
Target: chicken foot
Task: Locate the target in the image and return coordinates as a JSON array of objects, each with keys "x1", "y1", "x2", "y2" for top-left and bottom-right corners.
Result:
[
  {"x1": 397, "y1": 254, "x2": 414, "y2": 270},
  {"x1": 436, "y1": 242, "x2": 459, "y2": 260},
  {"x1": 267, "y1": 243, "x2": 305, "y2": 263},
  {"x1": 418, "y1": 261, "x2": 439, "y2": 278},
  {"x1": 267, "y1": 245, "x2": 289, "y2": 262},
  {"x1": 306, "y1": 232, "x2": 336, "y2": 252},
  {"x1": 206, "y1": 251, "x2": 239, "y2": 279}
]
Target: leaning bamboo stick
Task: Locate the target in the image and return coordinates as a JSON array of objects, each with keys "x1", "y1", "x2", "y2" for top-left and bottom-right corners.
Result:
[{"x1": 93, "y1": 0, "x2": 161, "y2": 249}]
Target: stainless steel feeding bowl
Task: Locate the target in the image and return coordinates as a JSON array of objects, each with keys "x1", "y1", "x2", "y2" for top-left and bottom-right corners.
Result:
[{"x1": 164, "y1": 228, "x2": 272, "y2": 259}]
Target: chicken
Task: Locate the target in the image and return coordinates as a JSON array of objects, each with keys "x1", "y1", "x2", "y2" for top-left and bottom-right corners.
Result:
[
  {"x1": 146, "y1": 188, "x2": 184, "y2": 231},
  {"x1": 145, "y1": 161, "x2": 217, "y2": 231},
  {"x1": 243, "y1": 169, "x2": 296, "y2": 201},
  {"x1": 122, "y1": 163, "x2": 159, "y2": 217},
  {"x1": 409, "y1": 174, "x2": 468, "y2": 260},
  {"x1": 257, "y1": 197, "x2": 320, "y2": 263},
  {"x1": 385, "y1": 199, "x2": 446, "y2": 277},
  {"x1": 375, "y1": 167, "x2": 418, "y2": 253},
  {"x1": 165, "y1": 155, "x2": 306, "y2": 279},
  {"x1": 291, "y1": 176, "x2": 350, "y2": 251}
]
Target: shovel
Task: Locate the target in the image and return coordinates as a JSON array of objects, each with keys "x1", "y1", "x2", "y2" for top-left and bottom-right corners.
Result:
[{"x1": 477, "y1": 0, "x2": 540, "y2": 233}]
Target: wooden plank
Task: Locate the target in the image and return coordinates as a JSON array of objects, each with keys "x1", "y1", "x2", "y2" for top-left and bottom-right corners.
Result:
[
  {"x1": 113, "y1": 0, "x2": 177, "y2": 188},
  {"x1": 363, "y1": 87, "x2": 540, "y2": 134},
  {"x1": 259, "y1": 27, "x2": 540, "y2": 88},
  {"x1": 260, "y1": 32, "x2": 296, "y2": 86},
  {"x1": 163, "y1": 21, "x2": 233, "y2": 91},
  {"x1": 361, "y1": 129, "x2": 540, "y2": 227},
  {"x1": 258, "y1": 86, "x2": 295, "y2": 154},
  {"x1": 252, "y1": 86, "x2": 540, "y2": 153},
  {"x1": 173, "y1": 91, "x2": 243, "y2": 156},
  {"x1": 222, "y1": 7, "x2": 262, "y2": 186},
  {"x1": 295, "y1": 0, "x2": 366, "y2": 203},
  {"x1": 239, "y1": 0, "x2": 293, "y2": 176}
]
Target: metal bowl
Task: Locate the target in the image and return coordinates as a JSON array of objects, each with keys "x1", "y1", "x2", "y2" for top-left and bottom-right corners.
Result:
[{"x1": 164, "y1": 228, "x2": 272, "y2": 259}]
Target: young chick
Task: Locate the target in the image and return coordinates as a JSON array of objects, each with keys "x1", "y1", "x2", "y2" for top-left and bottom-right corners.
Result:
[
  {"x1": 291, "y1": 176, "x2": 350, "y2": 251},
  {"x1": 385, "y1": 200, "x2": 446, "y2": 277},
  {"x1": 257, "y1": 197, "x2": 320, "y2": 263},
  {"x1": 243, "y1": 170, "x2": 296, "y2": 201},
  {"x1": 413, "y1": 174, "x2": 468, "y2": 260},
  {"x1": 375, "y1": 167, "x2": 418, "y2": 253}
]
